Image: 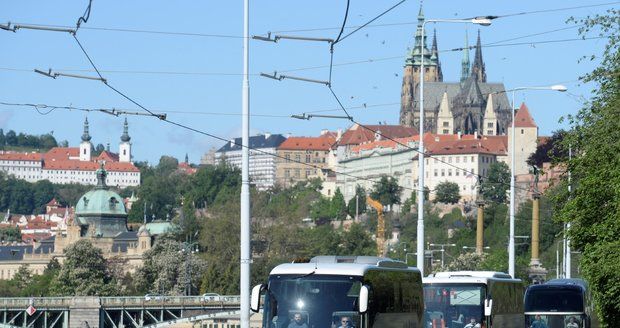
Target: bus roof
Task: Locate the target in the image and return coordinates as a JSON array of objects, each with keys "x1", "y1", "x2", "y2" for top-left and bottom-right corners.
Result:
[
  {"x1": 269, "y1": 256, "x2": 419, "y2": 276},
  {"x1": 423, "y1": 271, "x2": 520, "y2": 285},
  {"x1": 545, "y1": 278, "x2": 588, "y2": 288}
]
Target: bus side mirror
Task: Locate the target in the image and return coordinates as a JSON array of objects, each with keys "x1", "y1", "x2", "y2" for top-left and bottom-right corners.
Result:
[
  {"x1": 251, "y1": 284, "x2": 265, "y2": 313},
  {"x1": 359, "y1": 285, "x2": 370, "y2": 313},
  {"x1": 484, "y1": 299, "x2": 493, "y2": 316}
]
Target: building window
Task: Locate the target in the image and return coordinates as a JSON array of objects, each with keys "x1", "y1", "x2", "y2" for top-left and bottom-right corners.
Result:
[
  {"x1": 294, "y1": 169, "x2": 300, "y2": 177},
  {"x1": 441, "y1": 169, "x2": 445, "y2": 177},
  {"x1": 434, "y1": 169, "x2": 438, "y2": 177},
  {"x1": 295, "y1": 154, "x2": 301, "y2": 162},
  {"x1": 487, "y1": 122, "x2": 493, "y2": 128},
  {"x1": 305, "y1": 169, "x2": 311, "y2": 177},
  {"x1": 456, "y1": 170, "x2": 460, "y2": 176},
  {"x1": 443, "y1": 129, "x2": 449, "y2": 134},
  {"x1": 521, "y1": 129, "x2": 524, "y2": 134},
  {"x1": 463, "y1": 156, "x2": 467, "y2": 163},
  {"x1": 471, "y1": 156, "x2": 475, "y2": 162},
  {"x1": 456, "y1": 157, "x2": 460, "y2": 163},
  {"x1": 284, "y1": 169, "x2": 290, "y2": 178},
  {"x1": 448, "y1": 169, "x2": 452, "y2": 176},
  {"x1": 305, "y1": 155, "x2": 311, "y2": 163},
  {"x1": 443, "y1": 121, "x2": 449, "y2": 127},
  {"x1": 487, "y1": 130, "x2": 493, "y2": 135}
]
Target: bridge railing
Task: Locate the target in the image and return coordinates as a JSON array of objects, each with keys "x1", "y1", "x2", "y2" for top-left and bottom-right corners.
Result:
[
  {"x1": 0, "y1": 297, "x2": 73, "y2": 308},
  {"x1": 100, "y1": 295, "x2": 241, "y2": 307}
]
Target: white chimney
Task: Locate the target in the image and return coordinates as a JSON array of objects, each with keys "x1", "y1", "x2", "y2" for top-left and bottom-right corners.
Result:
[
  {"x1": 457, "y1": 131, "x2": 462, "y2": 140},
  {"x1": 320, "y1": 129, "x2": 328, "y2": 136},
  {"x1": 264, "y1": 132, "x2": 271, "y2": 139},
  {"x1": 474, "y1": 131, "x2": 479, "y2": 139},
  {"x1": 230, "y1": 139, "x2": 235, "y2": 147}
]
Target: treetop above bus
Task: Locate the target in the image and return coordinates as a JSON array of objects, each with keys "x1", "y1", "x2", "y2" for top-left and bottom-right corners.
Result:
[{"x1": 270, "y1": 256, "x2": 416, "y2": 276}]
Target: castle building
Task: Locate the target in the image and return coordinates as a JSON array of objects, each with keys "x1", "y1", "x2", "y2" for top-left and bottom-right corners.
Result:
[
  {"x1": 0, "y1": 166, "x2": 168, "y2": 280},
  {"x1": 399, "y1": 6, "x2": 513, "y2": 136},
  {"x1": 275, "y1": 131, "x2": 337, "y2": 188},
  {"x1": 215, "y1": 133, "x2": 287, "y2": 190},
  {"x1": 0, "y1": 118, "x2": 140, "y2": 188}
]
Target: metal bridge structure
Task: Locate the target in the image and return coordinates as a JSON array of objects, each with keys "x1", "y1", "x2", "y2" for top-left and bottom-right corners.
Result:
[{"x1": 0, "y1": 295, "x2": 240, "y2": 328}]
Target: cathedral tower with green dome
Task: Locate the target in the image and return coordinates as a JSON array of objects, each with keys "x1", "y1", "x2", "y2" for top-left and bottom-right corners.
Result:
[{"x1": 75, "y1": 164, "x2": 128, "y2": 237}]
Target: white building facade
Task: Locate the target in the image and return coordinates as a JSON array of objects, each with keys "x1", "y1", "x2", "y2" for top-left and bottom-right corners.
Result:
[
  {"x1": 0, "y1": 118, "x2": 140, "y2": 188},
  {"x1": 215, "y1": 133, "x2": 286, "y2": 190}
]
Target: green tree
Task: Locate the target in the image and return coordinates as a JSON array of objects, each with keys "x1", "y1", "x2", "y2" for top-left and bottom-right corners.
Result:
[
  {"x1": 480, "y1": 162, "x2": 510, "y2": 203},
  {"x1": 33, "y1": 180, "x2": 55, "y2": 214},
  {"x1": 310, "y1": 197, "x2": 334, "y2": 221},
  {"x1": 135, "y1": 235, "x2": 206, "y2": 295},
  {"x1": 12, "y1": 264, "x2": 33, "y2": 290},
  {"x1": 434, "y1": 181, "x2": 461, "y2": 204},
  {"x1": 0, "y1": 226, "x2": 21, "y2": 243},
  {"x1": 346, "y1": 185, "x2": 367, "y2": 218},
  {"x1": 50, "y1": 240, "x2": 116, "y2": 296},
  {"x1": 553, "y1": 9, "x2": 620, "y2": 325},
  {"x1": 339, "y1": 223, "x2": 376, "y2": 255},
  {"x1": 5, "y1": 130, "x2": 17, "y2": 146},
  {"x1": 330, "y1": 188, "x2": 348, "y2": 220},
  {"x1": 527, "y1": 130, "x2": 568, "y2": 167},
  {"x1": 0, "y1": 129, "x2": 5, "y2": 148},
  {"x1": 370, "y1": 176, "x2": 402, "y2": 208}
]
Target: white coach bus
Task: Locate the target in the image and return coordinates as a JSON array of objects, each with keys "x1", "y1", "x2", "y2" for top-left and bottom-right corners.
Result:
[
  {"x1": 423, "y1": 271, "x2": 524, "y2": 328},
  {"x1": 251, "y1": 256, "x2": 425, "y2": 328}
]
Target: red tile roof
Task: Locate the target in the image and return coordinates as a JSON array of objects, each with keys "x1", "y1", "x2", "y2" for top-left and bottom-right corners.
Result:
[
  {"x1": 337, "y1": 124, "x2": 416, "y2": 146},
  {"x1": 426, "y1": 135, "x2": 508, "y2": 156},
  {"x1": 0, "y1": 152, "x2": 43, "y2": 161},
  {"x1": 278, "y1": 134, "x2": 337, "y2": 151},
  {"x1": 514, "y1": 103, "x2": 537, "y2": 128},
  {"x1": 178, "y1": 162, "x2": 197, "y2": 174},
  {"x1": 44, "y1": 147, "x2": 79, "y2": 160},
  {"x1": 46, "y1": 198, "x2": 60, "y2": 207},
  {"x1": 351, "y1": 133, "x2": 478, "y2": 153},
  {"x1": 96, "y1": 151, "x2": 120, "y2": 162}
]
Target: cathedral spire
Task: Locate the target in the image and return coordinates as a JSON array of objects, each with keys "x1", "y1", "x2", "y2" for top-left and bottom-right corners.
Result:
[
  {"x1": 460, "y1": 30, "x2": 470, "y2": 83},
  {"x1": 471, "y1": 30, "x2": 487, "y2": 82},
  {"x1": 81, "y1": 117, "x2": 92, "y2": 142},
  {"x1": 431, "y1": 29, "x2": 443, "y2": 81},
  {"x1": 120, "y1": 117, "x2": 131, "y2": 142}
]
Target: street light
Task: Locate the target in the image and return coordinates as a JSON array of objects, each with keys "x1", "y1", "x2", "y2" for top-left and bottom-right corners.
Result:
[
  {"x1": 429, "y1": 243, "x2": 456, "y2": 270},
  {"x1": 390, "y1": 242, "x2": 408, "y2": 261},
  {"x1": 417, "y1": 16, "x2": 496, "y2": 275},
  {"x1": 496, "y1": 85, "x2": 567, "y2": 278},
  {"x1": 463, "y1": 246, "x2": 490, "y2": 252}
]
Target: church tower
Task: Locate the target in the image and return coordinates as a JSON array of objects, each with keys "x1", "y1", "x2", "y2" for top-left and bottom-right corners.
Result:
[
  {"x1": 471, "y1": 30, "x2": 487, "y2": 83},
  {"x1": 119, "y1": 118, "x2": 132, "y2": 163},
  {"x1": 79, "y1": 117, "x2": 92, "y2": 162},
  {"x1": 436, "y1": 92, "x2": 454, "y2": 134},
  {"x1": 399, "y1": 5, "x2": 442, "y2": 128},
  {"x1": 460, "y1": 30, "x2": 470, "y2": 83},
  {"x1": 483, "y1": 94, "x2": 498, "y2": 135}
]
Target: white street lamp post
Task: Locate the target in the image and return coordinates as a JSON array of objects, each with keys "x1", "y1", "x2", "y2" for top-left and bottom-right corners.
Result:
[
  {"x1": 418, "y1": 16, "x2": 495, "y2": 274},
  {"x1": 506, "y1": 85, "x2": 567, "y2": 278}
]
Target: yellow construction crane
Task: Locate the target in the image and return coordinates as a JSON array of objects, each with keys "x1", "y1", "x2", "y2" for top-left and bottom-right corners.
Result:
[{"x1": 366, "y1": 196, "x2": 385, "y2": 256}]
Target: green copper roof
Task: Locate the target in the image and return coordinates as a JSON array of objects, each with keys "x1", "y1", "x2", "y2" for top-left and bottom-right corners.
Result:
[
  {"x1": 144, "y1": 221, "x2": 175, "y2": 235},
  {"x1": 75, "y1": 165, "x2": 127, "y2": 216},
  {"x1": 76, "y1": 189, "x2": 127, "y2": 216}
]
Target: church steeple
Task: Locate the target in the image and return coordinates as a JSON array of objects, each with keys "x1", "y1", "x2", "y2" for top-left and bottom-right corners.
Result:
[
  {"x1": 79, "y1": 117, "x2": 92, "y2": 161},
  {"x1": 120, "y1": 117, "x2": 131, "y2": 142},
  {"x1": 471, "y1": 30, "x2": 487, "y2": 82},
  {"x1": 119, "y1": 118, "x2": 132, "y2": 163},
  {"x1": 431, "y1": 29, "x2": 443, "y2": 81},
  {"x1": 81, "y1": 117, "x2": 92, "y2": 142},
  {"x1": 460, "y1": 30, "x2": 470, "y2": 83}
]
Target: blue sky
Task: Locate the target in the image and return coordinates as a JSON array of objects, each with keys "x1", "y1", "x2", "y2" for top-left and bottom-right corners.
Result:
[{"x1": 0, "y1": 1, "x2": 611, "y2": 164}]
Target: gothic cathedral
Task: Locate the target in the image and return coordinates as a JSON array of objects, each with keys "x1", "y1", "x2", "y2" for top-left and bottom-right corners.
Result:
[{"x1": 399, "y1": 6, "x2": 512, "y2": 135}]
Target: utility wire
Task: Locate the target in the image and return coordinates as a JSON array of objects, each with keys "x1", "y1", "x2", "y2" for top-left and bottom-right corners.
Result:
[
  {"x1": 0, "y1": 101, "x2": 293, "y2": 118},
  {"x1": 497, "y1": 1, "x2": 620, "y2": 18}
]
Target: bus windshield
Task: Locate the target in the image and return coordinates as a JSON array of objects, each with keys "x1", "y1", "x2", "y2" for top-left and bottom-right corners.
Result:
[
  {"x1": 263, "y1": 274, "x2": 362, "y2": 328},
  {"x1": 524, "y1": 288, "x2": 584, "y2": 312},
  {"x1": 423, "y1": 284, "x2": 486, "y2": 328},
  {"x1": 525, "y1": 314, "x2": 585, "y2": 328}
]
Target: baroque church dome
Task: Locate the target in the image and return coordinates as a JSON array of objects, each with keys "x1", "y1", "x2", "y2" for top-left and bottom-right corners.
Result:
[{"x1": 75, "y1": 165, "x2": 127, "y2": 217}]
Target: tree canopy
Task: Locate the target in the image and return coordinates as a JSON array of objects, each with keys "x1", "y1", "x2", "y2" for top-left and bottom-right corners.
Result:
[{"x1": 434, "y1": 181, "x2": 461, "y2": 204}]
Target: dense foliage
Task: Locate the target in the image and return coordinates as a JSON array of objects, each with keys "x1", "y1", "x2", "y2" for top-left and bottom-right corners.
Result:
[
  {"x1": 554, "y1": 9, "x2": 620, "y2": 326},
  {"x1": 0, "y1": 129, "x2": 58, "y2": 150},
  {"x1": 434, "y1": 181, "x2": 461, "y2": 204}
]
